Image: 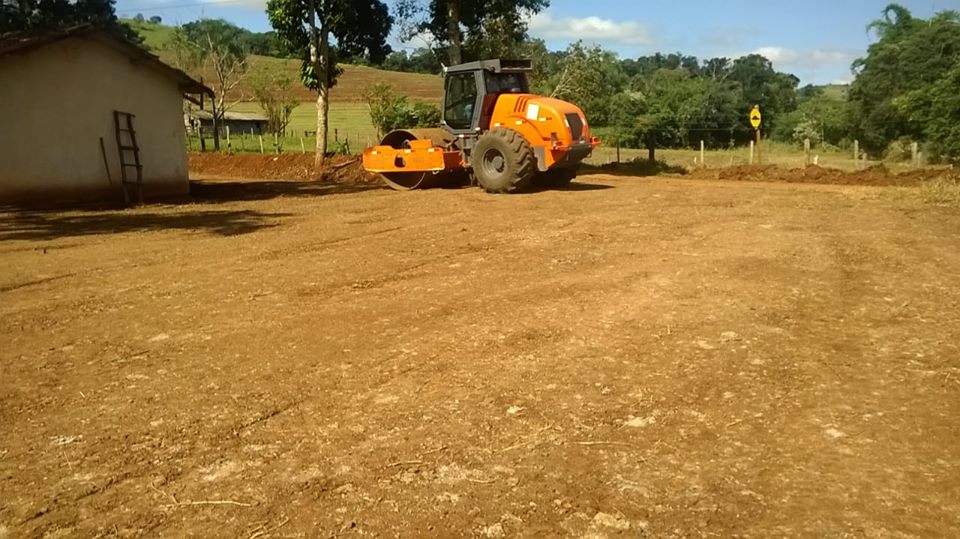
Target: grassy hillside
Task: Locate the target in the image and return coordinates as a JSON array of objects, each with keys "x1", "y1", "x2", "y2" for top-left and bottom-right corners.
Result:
[
  {"x1": 123, "y1": 19, "x2": 177, "y2": 51},
  {"x1": 819, "y1": 84, "x2": 849, "y2": 100},
  {"x1": 125, "y1": 19, "x2": 443, "y2": 103},
  {"x1": 231, "y1": 102, "x2": 378, "y2": 144},
  {"x1": 243, "y1": 56, "x2": 442, "y2": 103}
]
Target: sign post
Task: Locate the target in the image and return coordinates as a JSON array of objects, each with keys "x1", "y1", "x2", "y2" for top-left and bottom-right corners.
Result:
[{"x1": 750, "y1": 105, "x2": 762, "y2": 165}]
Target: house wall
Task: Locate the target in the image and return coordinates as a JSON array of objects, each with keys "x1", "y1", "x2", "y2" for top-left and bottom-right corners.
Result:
[{"x1": 0, "y1": 37, "x2": 189, "y2": 204}]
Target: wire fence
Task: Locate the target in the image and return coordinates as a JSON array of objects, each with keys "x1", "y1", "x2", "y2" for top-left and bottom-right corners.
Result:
[
  {"x1": 186, "y1": 129, "x2": 929, "y2": 174},
  {"x1": 186, "y1": 130, "x2": 376, "y2": 155}
]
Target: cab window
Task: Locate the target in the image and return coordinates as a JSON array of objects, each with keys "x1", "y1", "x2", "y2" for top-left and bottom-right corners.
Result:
[
  {"x1": 444, "y1": 72, "x2": 477, "y2": 130},
  {"x1": 484, "y1": 72, "x2": 528, "y2": 94}
]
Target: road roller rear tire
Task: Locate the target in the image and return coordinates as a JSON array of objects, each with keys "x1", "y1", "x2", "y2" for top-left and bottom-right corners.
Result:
[{"x1": 472, "y1": 128, "x2": 536, "y2": 193}]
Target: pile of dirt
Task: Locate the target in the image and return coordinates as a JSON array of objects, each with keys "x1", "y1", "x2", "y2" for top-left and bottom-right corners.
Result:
[
  {"x1": 188, "y1": 152, "x2": 380, "y2": 184},
  {"x1": 687, "y1": 164, "x2": 959, "y2": 187}
]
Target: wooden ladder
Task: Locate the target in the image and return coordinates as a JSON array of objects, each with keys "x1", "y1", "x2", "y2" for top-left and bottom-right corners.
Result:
[{"x1": 113, "y1": 110, "x2": 143, "y2": 205}]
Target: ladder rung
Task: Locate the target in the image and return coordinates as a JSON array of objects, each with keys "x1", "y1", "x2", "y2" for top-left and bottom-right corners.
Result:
[{"x1": 121, "y1": 163, "x2": 143, "y2": 169}]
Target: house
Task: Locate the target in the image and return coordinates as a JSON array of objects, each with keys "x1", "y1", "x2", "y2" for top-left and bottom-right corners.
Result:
[
  {"x1": 0, "y1": 25, "x2": 212, "y2": 204},
  {"x1": 186, "y1": 110, "x2": 269, "y2": 136}
]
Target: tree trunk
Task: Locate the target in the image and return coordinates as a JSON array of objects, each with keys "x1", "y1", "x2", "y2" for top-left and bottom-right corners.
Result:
[
  {"x1": 316, "y1": 86, "x2": 329, "y2": 170},
  {"x1": 446, "y1": 0, "x2": 462, "y2": 65},
  {"x1": 646, "y1": 134, "x2": 656, "y2": 162},
  {"x1": 315, "y1": 27, "x2": 330, "y2": 171},
  {"x1": 307, "y1": 0, "x2": 327, "y2": 171},
  {"x1": 212, "y1": 100, "x2": 221, "y2": 152}
]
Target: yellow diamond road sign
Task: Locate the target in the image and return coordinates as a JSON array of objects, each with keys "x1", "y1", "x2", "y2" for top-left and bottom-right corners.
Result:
[{"x1": 750, "y1": 106, "x2": 762, "y2": 129}]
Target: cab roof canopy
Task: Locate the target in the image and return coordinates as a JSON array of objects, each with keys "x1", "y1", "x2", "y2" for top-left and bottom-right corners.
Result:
[{"x1": 445, "y1": 59, "x2": 533, "y2": 75}]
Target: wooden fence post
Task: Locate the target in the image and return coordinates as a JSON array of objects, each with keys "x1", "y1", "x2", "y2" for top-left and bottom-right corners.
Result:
[
  {"x1": 300, "y1": 137, "x2": 306, "y2": 154},
  {"x1": 258, "y1": 134, "x2": 264, "y2": 154},
  {"x1": 749, "y1": 140, "x2": 754, "y2": 165},
  {"x1": 700, "y1": 140, "x2": 705, "y2": 168},
  {"x1": 755, "y1": 128, "x2": 762, "y2": 165},
  {"x1": 853, "y1": 140, "x2": 859, "y2": 169},
  {"x1": 804, "y1": 138, "x2": 811, "y2": 166},
  {"x1": 911, "y1": 142, "x2": 919, "y2": 169},
  {"x1": 198, "y1": 126, "x2": 206, "y2": 152},
  {"x1": 225, "y1": 125, "x2": 231, "y2": 152}
]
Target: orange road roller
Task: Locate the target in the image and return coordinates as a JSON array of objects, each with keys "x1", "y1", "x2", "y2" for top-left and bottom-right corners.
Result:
[{"x1": 361, "y1": 59, "x2": 601, "y2": 193}]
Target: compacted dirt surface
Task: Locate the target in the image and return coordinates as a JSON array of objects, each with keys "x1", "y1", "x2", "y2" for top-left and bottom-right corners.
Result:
[{"x1": 1, "y1": 170, "x2": 959, "y2": 537}]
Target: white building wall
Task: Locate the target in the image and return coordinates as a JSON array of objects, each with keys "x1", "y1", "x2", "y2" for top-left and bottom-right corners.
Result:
[{"x1": 0, "y1": 37, "x2": 190, "y2": 203}]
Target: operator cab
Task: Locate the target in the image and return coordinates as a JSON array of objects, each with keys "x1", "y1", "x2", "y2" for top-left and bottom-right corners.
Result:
[{"x1": 442, "y1": 59, "x2": 532, "y2": 134}]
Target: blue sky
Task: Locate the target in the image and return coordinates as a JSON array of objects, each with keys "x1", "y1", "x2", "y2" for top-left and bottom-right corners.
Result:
[{"x1": 114, "y1": 0, "x2": 952, "y2": 84}]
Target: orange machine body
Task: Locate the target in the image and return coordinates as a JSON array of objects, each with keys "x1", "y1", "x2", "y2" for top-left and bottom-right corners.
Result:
[
  {"x1": 485, "y1": 94, "x2": 601, "y2": 171},
  {"x1": 362, "y1": 138, "x2": 462, "y2": 175},
  {"x1": 361, "y1": 94, "x2": 600, "y2": 175}
]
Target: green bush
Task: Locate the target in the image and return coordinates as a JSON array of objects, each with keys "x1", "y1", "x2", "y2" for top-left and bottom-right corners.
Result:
[{"x1": 364, "y1": 82, "x2": 441, "y2": 137}]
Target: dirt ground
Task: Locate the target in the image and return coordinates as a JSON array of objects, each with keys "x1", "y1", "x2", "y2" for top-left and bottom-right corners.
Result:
[
  {"x1": 685, "y1": 164, "x2": 960, "y2": 187},
  {"x1": 2, "y1": 169, "x2": 959, "y2": 537},
  {"x1": 188, "y1": 153, "x2": 378, "y2": 185}
]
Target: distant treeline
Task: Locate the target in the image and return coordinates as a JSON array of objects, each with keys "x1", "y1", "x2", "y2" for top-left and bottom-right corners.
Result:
[
  {"x1": 15, "y1": 0, "x2": 953, "y2": 163},
  {"x1": 371, "y1": 5, "x2": 960, "y2": 164}
]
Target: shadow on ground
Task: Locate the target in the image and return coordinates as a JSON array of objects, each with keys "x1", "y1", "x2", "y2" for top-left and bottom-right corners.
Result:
[
  {"x1": 424, "y1": 177, "x2": 615, "y2": 194},
  {"x1": 581, "y1": 160, "x2": 688, "y2": 178},
  {"x1": 550, "y1": 181, "x2": 615, "y2": 192},
  {"x1": 0, "y1": 209, "x2": 290, "y2": 241},
  {"x1": 189, "y1": 178, "x2": 384, "y2": 203}
]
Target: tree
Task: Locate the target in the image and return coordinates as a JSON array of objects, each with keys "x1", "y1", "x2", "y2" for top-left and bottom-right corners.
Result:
[
  {"x1": 848, "y1": 4, "x2": 960, "y2": 157},
  {"x1": 171, "y1": 19, "x2": 249, "y2": 152},
  {"x1": 251, "y1": 68, "x2": 299, "y2": 153},
  {"x1": 396, "y1": 0, "x2": 549, "y2": 65},
  {"x1": 772, "y1": 86, "x2": 850, "y2": 148},
  {"x1": 725, "y1": 54, "x2": 799, "y2": 141},
  {"x1": 700, "y1": 57, "x2": 732, "y2": 81},
  {"x1": 1, "y1": 0, "x2": 140, "y2": 42},
  {"x1": 548, "y1": 42, "x2": 627, "y2": 126},
  {"x1": 895, "y1": 60, "x2": 960, "y2": 164},
  {"x1": 634, "y1": 69, "x2": 713, "y2": 153},
  {"x1": 363, "y1": 83, "x2": 440, "y2": 136},
  {"x1": 149, "y1": 16, "x2": 162, "y2": 24},
  {"x1": 267, "y1": 0, "x2": 392, "y2": 169},
  {"x1": 622, "y1": 53, "x2": 700, "y2": 79},
  {"x1": 381, "y1": 48, "x2": 442, "y2": 73}
]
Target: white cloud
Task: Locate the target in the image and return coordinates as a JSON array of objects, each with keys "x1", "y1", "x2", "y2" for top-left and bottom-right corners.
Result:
[
  {"x1": 229, "y1": 0, "x2": 267, "y2": 9},
  {"x1": 753, "y1": 46, "x2": 798, "y2": 64},
  {"x1": 751, "y1": 46, "x2": 857, "y2": 69},
  {"x1": 528, "y1": 12, "x2": 656, "y2": 47}
]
